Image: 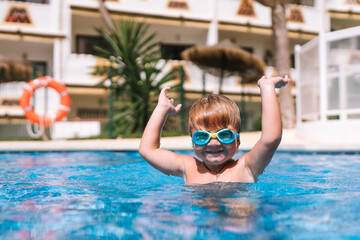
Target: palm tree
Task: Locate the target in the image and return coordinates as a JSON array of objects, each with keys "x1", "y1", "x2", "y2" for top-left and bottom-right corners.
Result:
[
  {"x1": 255, "y1": 0, "x2": 296, "y2": 129},
  {"x1": 93, "y1": 20, "x2": 175, "y2": 135}
]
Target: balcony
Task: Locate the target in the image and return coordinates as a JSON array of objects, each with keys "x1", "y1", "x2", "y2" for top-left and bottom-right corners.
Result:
[
  {"x1": 0, "y1": 1, "x2": 64, "y2": 39},
  {"x1": 69, "y1": 0, "x2": 324, "y2": 36}
]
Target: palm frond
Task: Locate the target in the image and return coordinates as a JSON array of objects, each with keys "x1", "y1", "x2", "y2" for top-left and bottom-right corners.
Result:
[{"x1": 92, "y1": 19, "x2": 176, "y2": 135}]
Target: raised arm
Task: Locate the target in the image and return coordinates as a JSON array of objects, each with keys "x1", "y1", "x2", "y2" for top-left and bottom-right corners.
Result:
[
  {"x1": 245, "y1": 75, "x2": 290, "y2": 181},
  {"x1": 139, "y1": 87, "x2": 185, "y2": 177}
]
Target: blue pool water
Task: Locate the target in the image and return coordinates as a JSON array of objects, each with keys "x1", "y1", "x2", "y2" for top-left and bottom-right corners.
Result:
[{"x1": 0, "y1": 150, "x2": 360, "y2": 239}]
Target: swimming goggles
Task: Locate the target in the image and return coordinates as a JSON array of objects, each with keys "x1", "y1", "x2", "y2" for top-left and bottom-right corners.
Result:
[{"x1": 192, "y1": 129, "x2": 239, "y2": 146}]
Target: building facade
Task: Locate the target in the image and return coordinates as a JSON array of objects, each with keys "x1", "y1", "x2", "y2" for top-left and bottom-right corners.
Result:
[{"x1": 0, "y1": 0, "x2": 359, "y2": 139}]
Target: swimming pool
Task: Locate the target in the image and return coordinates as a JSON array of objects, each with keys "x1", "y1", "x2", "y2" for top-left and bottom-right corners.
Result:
[{"x1": 0, "y1": 150, "x2": 359, "y2": 239}]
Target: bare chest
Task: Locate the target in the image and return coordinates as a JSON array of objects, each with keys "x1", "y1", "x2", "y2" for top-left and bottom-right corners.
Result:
[{"x1": 184, "y1": 158, "x2": 254, "y2": 185}]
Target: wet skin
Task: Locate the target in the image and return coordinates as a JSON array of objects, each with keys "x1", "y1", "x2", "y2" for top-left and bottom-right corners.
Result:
[{"x1": 192, "y1": 129, "x2": 240, "y2": 170}]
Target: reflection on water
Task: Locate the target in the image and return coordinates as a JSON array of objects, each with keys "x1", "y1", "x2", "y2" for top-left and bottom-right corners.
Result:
[
  {"x1": 186, "y1": 182, "x2": 255, "y2": 217},
  {"x1": 187, "y1": 183, "x2": 257, "y2": 234},
  {"x1": 134, "y1": 182, "x2": 259, "y2": 238}
]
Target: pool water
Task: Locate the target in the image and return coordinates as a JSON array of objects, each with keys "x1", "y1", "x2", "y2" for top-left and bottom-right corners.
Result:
[{"x1": 0, "y1": 150, "x2": 359, "y2": 239}]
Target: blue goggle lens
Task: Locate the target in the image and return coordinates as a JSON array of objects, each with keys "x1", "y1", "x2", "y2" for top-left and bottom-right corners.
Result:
[
  {"x1": 194, "y1": 131, "x2": 209, "y2": 143},
  {"x1": 218, "y1": 130, "x2": 234, "y2": 143},
  {"x1": 192, "y1": 129, "x2": 239, "y2": 145}
]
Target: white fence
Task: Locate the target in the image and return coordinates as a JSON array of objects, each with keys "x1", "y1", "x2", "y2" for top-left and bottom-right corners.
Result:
[{"x1": 295, "y1": 26, "x2": 360, "y2": 144}]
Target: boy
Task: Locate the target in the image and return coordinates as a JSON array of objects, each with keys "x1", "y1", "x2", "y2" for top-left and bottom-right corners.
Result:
[{"x1": 139, "y1": 75, "x2": 289, "y2": 184}]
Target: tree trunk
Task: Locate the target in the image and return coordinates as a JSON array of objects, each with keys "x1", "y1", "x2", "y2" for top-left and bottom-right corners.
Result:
[
  {"x1": 98, "y1": 0, "x2": 113, "y2": 30},
  {"x1": 271, "y1": 3, "x2": 296, "y2": 128}
]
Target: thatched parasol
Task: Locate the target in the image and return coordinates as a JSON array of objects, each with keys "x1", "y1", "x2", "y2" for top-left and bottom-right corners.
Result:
[
  {"x1": 0, "y1": 56, "x2": 32, "y2": 83},
  {"x1": 181, "y1": 39, "x2": 265, "y2": 130},
  {"x1": 181, "y1": 39, "x2": 265, "y2": 93}
]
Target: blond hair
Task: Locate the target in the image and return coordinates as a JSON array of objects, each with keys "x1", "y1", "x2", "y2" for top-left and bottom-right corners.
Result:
[{"x1": 188, "y1": 94, "x2": 241, "y2": 136}]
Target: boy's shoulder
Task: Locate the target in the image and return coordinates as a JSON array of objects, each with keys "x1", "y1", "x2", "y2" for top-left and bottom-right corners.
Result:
[
  {"x1": 180, "y1": 154, "x2": 201, "y2": 165},
  {"x1": 180, "y1": 154, "x2": 202, "y2": 170}
]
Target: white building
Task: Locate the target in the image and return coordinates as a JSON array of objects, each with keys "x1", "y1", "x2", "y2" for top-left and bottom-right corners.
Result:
[{"x1": 0, "y1": 0, "x2": 359, "y2": 141}]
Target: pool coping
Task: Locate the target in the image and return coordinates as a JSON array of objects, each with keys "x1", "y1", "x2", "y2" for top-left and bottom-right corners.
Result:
[{"x1": 1, "y1": 129, "x2": 360, "y2": 153}]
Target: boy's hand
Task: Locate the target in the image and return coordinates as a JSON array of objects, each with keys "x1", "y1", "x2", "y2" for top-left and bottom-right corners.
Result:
[
  {"x1": 257, "y1": 75, "x2": 290, "y2": 89},
  {"x1": 158, "y1": 87, "x2": 182, "y2": 115}
]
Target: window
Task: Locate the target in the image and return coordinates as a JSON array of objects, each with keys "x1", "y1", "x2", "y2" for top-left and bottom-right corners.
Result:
[
  {"x1": 31, "y1": 61, "x2": 47, "y2": 77},
  {"x1": 291, "y1": 54, "x2": 295, "y2": 68},
  {"x1": 167, "y1": 1, "x2": 189, "y2": 10},
  {"x1": 77, "y1": 108, "x2": 108, "y2": 120},
  {"x1": 9, "y1": 0, "x2": 48, "y2": 3},
  {"x1": 1, "y1": 99, "x2": 19, "y2": 106},
  {"x1": 289, "y1": 0, "x2": 314, "y2": 6},
  {"x1": 75, "y1": 35, "x2": 107, "y2": 55},
  {"x1": 161, "y1": 43, "x2": 193, "y2": 60},
  {"x1": 241, "y1": 46, "x2": 254, "y2": 53},
  {"x1": 263, "y1": 49, "x2": 274, "y2": 66}
]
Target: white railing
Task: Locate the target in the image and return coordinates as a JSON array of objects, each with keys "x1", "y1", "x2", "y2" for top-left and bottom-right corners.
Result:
[
  {"x1": 295, "y1": 25, "x2": 360, "y2": 144},
  {"x1": 328, "y1": 0, "x2": 360, "y2": 13},
  {"x1": 64, "y1": 54, "x2": 294, "y2": 96},
  {"x1": 62, "y1": 54, "x2": 103, "y2": 86}
]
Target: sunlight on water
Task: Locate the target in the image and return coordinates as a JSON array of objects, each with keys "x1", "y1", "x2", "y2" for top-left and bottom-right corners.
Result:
[{"x1": 0, "y1": 151, "x2": 360, "y2": 239}]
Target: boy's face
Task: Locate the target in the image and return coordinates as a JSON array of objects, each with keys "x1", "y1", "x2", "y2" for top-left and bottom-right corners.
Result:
[{"x1": 192, "y1": 128, "x2": 240, "y2": 166}]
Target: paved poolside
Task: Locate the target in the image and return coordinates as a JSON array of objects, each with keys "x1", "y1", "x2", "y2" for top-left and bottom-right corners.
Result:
[{"x1": 1, "y1": 129, "x2": 360, "y2": 152}]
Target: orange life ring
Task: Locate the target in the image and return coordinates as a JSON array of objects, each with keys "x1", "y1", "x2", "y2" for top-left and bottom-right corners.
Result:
[{"x1": 19, "y1": 76, "x2": 71, "y2": 127}]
